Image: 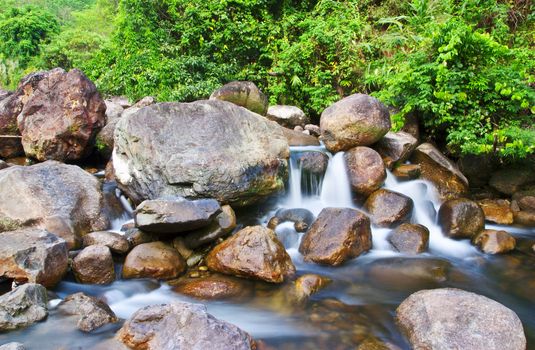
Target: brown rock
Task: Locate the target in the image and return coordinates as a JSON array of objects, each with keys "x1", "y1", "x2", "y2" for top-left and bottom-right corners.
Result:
[
  {"x1": 173, "y1": 274, "x2": 252, "y2": 300},
  {"x1": 512, "y1": 210, "x2": 535, "y2": 226},
  {"x1": 206, "y1": 226, "x2": 295, "y2": 283},
  {"x1": 72, "y1": 245, "x2": 115, "y2": 284},
  {"x1": 410, "y1": 143, "x2": 468, "y2": 200},
  {"x1": 364, "y1": 189, "x2": 413, "y2": 227},
  {"x1": 476, "y1": 199, "x2": 513, "y2": 225},
  {"x1": 472, "y1": 230, "x2": 516, "y2": 254},
  {"x1": 490, "y1": 168, "x2": 535, "y2": 195},
  {"x1": 210, "y1": 81, "x2": 268, "y2": 115},
  {"x1": 457, "y1": 154, "x2": 497, "y2": 188},
  {"x1": 345, "y1": 147, "x2": 386, "y2": 196},
  {"x1": 82, "y1": 231, "x2": 130, "y2": 254},
  {"x1": 396, "y1": 288, "x2": 526, "y2": 350},
  {"x1": 281, "y1": 127, "x2": 320, "y2": 146},
  {"x1": 58, "y1": 292, "x2": 117, "y2": 332},
  {"x1": 400, "y1": 113, "x2": 420, "y2": 141},
  {"x1": 124, "y1": 228, "x2": 154, "y2": 248},
  {"x1": 374, "y1": 131, "x2": 418, "y2": 167},
  {"x1": 122, "y1": 242, "x2": 186, "y2": 280},
  {"x1": 438, "y1": 198, "x2": 485, "y2": 238},
  {"x1": 299, "y1": 208, "x2": 372, "y2": 266},
  {"x1": 392, "y1": 164, "x2": 421, "y2": 180},
  {"x1": 512, "y1": 189, "x2": 535, "y2": 212},
  {"x1": 294, "y1": 274, "x2": 331, "y2": 301},
  {"x1": 320, "y1": 93, "x2": 391, "y2": 152},
  {"x1": 17, "y1": 68, "x2": 106, "y2": 161},
  {"x1": 0, "y1": 229, "x2": 68, "y2": 287},
  {"x1": 387, "y1": 223, "x2": 429, "y2": 254},
  {"x1": 304, "y1": 124, "x2": 321, "y2": 136}
]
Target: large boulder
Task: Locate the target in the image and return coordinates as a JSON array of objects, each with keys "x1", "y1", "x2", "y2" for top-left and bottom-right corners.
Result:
[
  {"x1": 0, "y1": 284, "x2": 47, "y2": 331},
  {"x1": 16, "y1": 68, "x2": 106, "y2": 161},
  {"x1": 0, "y1": 229, "x2": 68, "y2": 287},
  {"x1": 344, "y1": 146, "x2": 386, "y2": 196},
  {"x1": 210, "y1": 81, "x2": 268, "y2": 116},
  {"x1": 0, "y1": 161, "x2": 108, "y2": 243},
  {"x1": 410, "y1": 143, "x2": 469, "y2": 200},
  {"x1": 116, "y1": 302, "x2": 255, "y2": 350},
  {"x1": 396, "y1": 288, "x2": 526, "y2": 350},
  {"x1": 299, "y1": 208, "x2": 372, "y2": 266},
  {"x1": 364, "y1": 189, "x2": 413, "y2": 227},
  {"x1": 134, "y1": 198, "x2": 221, "y2": 234},
  {"x1": 113, "y1": 100, "x2": 288, "y2": 206},
  {"x1": 319, "y1": 94, "x2": 391, "y2": 153},
  {"x1": 57, "y1": 292, "x2": 117, "y2": 332},
  {"x1": 266, "y1": 105, "x2": 309, "y2": 128},
  {"x1": 72, "y1": 245, "x2": 115, "y2": 284},
  {"x1": 122, "y1": 242, "x2": 186, "y2": 280},
  {"x1": 206, "y1": 226, "x2": 295, "y2": 283},
  {"x1": 374, "y1": 131, "x2": 418, "y2": 167},
  {"x1": 489, "y1": 168, "x2": 535, "y2": 195},
  {"x1": 472, "y1": 229, "x2": 516, "y2": 254},
  {"x1": 438, "y1": 198, "x2": 485, "y2": 239},
  {"x1": 387, "y1": 223, "x2": 429, "y2": 254}
]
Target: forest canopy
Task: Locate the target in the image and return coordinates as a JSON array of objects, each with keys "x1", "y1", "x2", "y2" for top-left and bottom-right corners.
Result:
[{"x1": 0, "y1": 0, "x2": 533, "y2": 160}]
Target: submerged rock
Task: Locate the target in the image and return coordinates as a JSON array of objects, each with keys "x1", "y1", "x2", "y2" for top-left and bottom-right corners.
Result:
[
  {"x1": 206, "y1": 226, "x2": 295, "y2": 283},
  {"x1": 410, "y1": 143, "x2": 469, "y2": 200},
  {"x1": 364, "y1": 189, "x2": 413, "y2": 228},
  {"x1": 172, "y1": 274, "x2": 252, "y2": 300},
  {"x1": 116, "y1": 302, "x2": 255, "y2": 350},
  {"x1": 58, "y1": 292, "x2": 117, "y2": 332},
  {"x1": 299, "y1": 208, "x2": 372, "y2": 266},
  {"x1": 0, "y1": 229, "x2": 68, "y2": 287},
  {"x1": 113, "y1": 100, "x2": 288, "y2": 206},
  {"x1": 472, "y1": 229, "x2": 516, "y2": 254},
  {"x1": 294, "y1": 274, "x2": 331, "y2": 301},
  {"x1": 122, "y1": 242, "x2": 186, "y2": 280},
  {"x1": 476, "y1": 199, "x2": 514, "y2": 225},
  {"x1": 0, "y1": 161, "x2": 108, "y2": 241},
  {"x1": 344, "y1": 147, "x2": 386, "y2": 197},
  {"x1": 82, "y1": 231, "x2": 130, "y2": 254},
  {"x1": 0, "y1": 284, "x2": 47, "y2": 331},
  {"x1": 387, "y1": 223, "x2": 429, "y2": 254},
  {"x1": 210, "y1": 81, "x2": 268, "y2": 116},
  {"x1": 72, "y1": 245, "x2": 115, "y2": 285},
  {"x1": 438, "y1": 198, "x2": 485, "y2": 239},
  {"x1": 396, "y1": 288, "x2": 526, "y2": 350},
  {"x1": 134, "y1": 198, "x2": 221, "y2": 234},
  {"x1": 320, "y1": 94, "x2": 391, "y2": 152},
  {"x1": 16, "y1": 68, "x2": 106, "y2": 161},
  {"x1": 266, "y1": 105, "x2": 309, "y2": 128}
]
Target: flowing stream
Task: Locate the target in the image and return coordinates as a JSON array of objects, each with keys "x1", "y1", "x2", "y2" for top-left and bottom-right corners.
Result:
[{"x1": 1, "y1": 146, "x2": 534, "y2": 349}]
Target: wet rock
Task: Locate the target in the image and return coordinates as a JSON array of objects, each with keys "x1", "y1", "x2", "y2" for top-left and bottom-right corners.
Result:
[
  {"x1": 476, "y1": 199, "x2": 513, "y2": 225},
  {"x1": 512, "y1": 189, "x2": 535, "y2": 212},
  {"x1": 305, "y1": 124, "x2": 321, "y2": 136},
  {"x1": 490, "y1": 168, "x2": 535, "y2": 195},
  {"x1": 173, "y1": 274, "x2": 252, "y2": 300},
  {"x1": 0, "y1": 229, "x2": 67, "y2": 287},
  {"x1": 117, "y1": 302, "x2": 255, "y2": 350},
  {"x1": 410, "y1": 143, "x2": 469, "y2": 200},
  {"x1": 206, "y1": 226, "x2": 295, "y2": 283},
  {"x1": 512, "y1": 210, "x2": 535, "y2": 226},
  {"x1": 472, "y1": 230, "x2": 516, "y2": 254},
  {"x1": 72, "y1": 245, "x2": 115, "y2": 284},
  {"x1": 298, "y1": 151, "x2": 329, "y2": 176},
  {"x1": 58, "y1": 292, "x2": 117, "y2": 332},
  {"x1": 124, "y1": 228, "x2": 154, "y2": 248},
  {"x1": 17, "y1": 68, "x2": 106, "y2": 161},
  {"x1": 357, "y1": 337, "x2": 401, "y2": 350},
  {"x1": 210, "y1": 81, "x2": 268, "y2": 116},
  {"x1": 345, "y1": 147, "x2": 386, "y2": 197},
  {"x1": 266, "y1": 105, "x2": 309, "y2": 128},
  {"x1": 0, "y1": 161, "x2": 108, "y2": 239},
  {"x1": 396, "y1": 288, "x2": 526, "y2": 350},
  {"x1": 182, "y1": 205, "x2": 237, "y2": 249},
  {"x1": 374, "y1": 131, "x2": 418, "y2": 167},
  {"x1": 172, "y1": 237, "x2": 194, "y2": 259},
  {"x1": 392, "y1": 164, "x2": 421, "y2": 180},
  {"x1": 134, "y1": 198, "x2": 221, "y2": 234},
  {"x1": 82, "y1": 231, "x2": 130, "y2": 254},
  {"x1": 122, "y1": 242, "x2": 186, "y2": 280},
  {"x1": 294, "y1": 274, "x2": 331, "y2": 301},
  {"x1": 0, "y1": 343, "x2": 25, "y2": 350},
  {"x1": 282, "y1": 127, "x2": 320, "y2": 146},
  {"x1": 267, "y1": 208, "x2": 315, "y2": 233},
  {"x1": 320, "y1": 93, "x2": 391, "y2": 152},
  {"x1": 387, "y1": 223, "x2": 429, "y2": 254},
  {"x1": 0, "y1": 283, "x2": 47, "y2": 331},
  {"x1": 299, "y1": 208, "x2": 372, "y2": 266},
  {"x1": 438, "y1": 198, "x2": 485, "y2": 239},
  {"x1": 114, "y1": 100, "x2": 288, "y2": 206},
  {"x1": 364, "y1": 189, "x2": 413, "y2": 227},
  {"x1": 458, "y1": 154, "x2": 497, "y2": 188}
]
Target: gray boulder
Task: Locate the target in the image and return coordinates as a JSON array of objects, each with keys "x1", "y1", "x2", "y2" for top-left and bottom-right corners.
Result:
[
  {"x1": 72, "y1": 245, "x2": 115, "y2": 284},
  {"x1": 58, "y1": 292, "x2": 117, "y2": 332},
  {"x1": 266, "y1": 105, "x2": 309, "y2": 128},
  {"x1": 210, "y1": 81, "x2": 268, "y2": 115},
  {"x1": 113, "y1": 100, "x2": 289, "y2": 206},
  {"x1": 0, "y1": 229, "x2": 68, "y2": 287},
  {"x1": 0, "y1": 284, "x2": 47, "y2": 331},
  {"x1": 134, "y1": 198, "x2": 221, "y2": 234},
  {"x1": 374, "y1": 131, "x2": 418, "y2": 167},
  {"x1": 117, "y1": 302, "x2": 255, "y2": 350},
  {"x1": 82, "y1": 231, "x2": 130, "y2": 254},
  {"x1": 396, "y1": 288, "x2": 526, "y2": 350}
]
